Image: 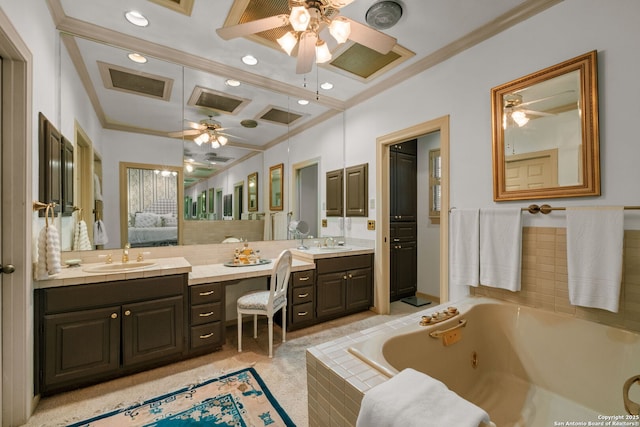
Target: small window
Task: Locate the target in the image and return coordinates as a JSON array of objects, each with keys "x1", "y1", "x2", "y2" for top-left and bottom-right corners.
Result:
[{"x1": 429, "y1": 149, "x2": 441, "y2": 224}]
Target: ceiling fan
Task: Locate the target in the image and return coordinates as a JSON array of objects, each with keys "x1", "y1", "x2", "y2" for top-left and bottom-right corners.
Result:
[
  {"x1": 503, "y1": 93, "x2": 559, "y2": 128},
  {"x1": 216, "y1": 0, "x2": 398, "y2": 74},
  {"x1": 169, "y1": 116, "x2": 236, "y2": 148}
]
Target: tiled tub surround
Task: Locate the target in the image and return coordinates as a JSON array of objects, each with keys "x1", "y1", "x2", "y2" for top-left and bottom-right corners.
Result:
[
  {"x1": 307, "y1": 297, "x2": 640, "y2": 427},
  {"x1": 307, "y1": 228, "x2": 640, "y2": 427}
]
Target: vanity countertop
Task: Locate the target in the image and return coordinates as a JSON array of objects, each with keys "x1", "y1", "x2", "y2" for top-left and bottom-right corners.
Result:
[
  {"x1": 34, "y1": 257, "x2": 192, "y2": 289},
  {"x1": 289, "y1": 245, "x2": 374, "y2": 261},
  {"x1": 189, "y1": 258, "x2": 315, "y2": 285}
]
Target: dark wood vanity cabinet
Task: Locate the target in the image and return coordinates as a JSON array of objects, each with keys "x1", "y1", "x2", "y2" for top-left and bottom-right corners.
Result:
[
  {"x1": 287, "y1": 270, "x2": 316, "y2": 331},
  {"x1": 390, "y1": 223, "x2": 418, "y2": 300},
  {"x1": 188, "y1": 282, "x2": 225, "y2": 352},
  {"x1": 36, "y1": 274, "x2": 187, "y2": 395},
  {"x1": 390, "y1": 140, "x2": 417, "y2": 222},
  {"x1": 316, "y1": 254, "x2": 373, "y2": 321}
]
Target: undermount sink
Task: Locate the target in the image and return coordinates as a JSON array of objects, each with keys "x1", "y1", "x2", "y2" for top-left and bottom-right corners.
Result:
[{"x1": 83, "y1": 261, "x2": 157, "y2": 273}]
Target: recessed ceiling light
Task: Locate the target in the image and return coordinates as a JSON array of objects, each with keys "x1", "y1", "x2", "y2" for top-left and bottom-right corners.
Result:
[
  {"x1": 128, "y1": 53, "x2": 147, "y2": 64},
  {"x1": 125, "y1": 10, "x2": 149, "y2": 27},
  {"x1": 225, "y1": 79, "x2": 241, "y2": 87},
  {"x1": 320, "y1": 82, "x2": 334, "y2": 90},
  {"x1": 241, "y1": 55, "x2": 258, "y2": 66},
  {"x1": 298, "y1": 99, "x2": 310, "y2": 105}
]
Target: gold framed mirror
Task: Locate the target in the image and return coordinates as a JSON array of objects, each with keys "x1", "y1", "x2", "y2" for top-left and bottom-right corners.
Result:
[
  {"x1": 491, "y1": 50, "x2": 600, "y2": 201},
  {"x1": 248, "y1": 172, "x2": 258, "y2": 212},
  {"x1": 269, "y1": 163, "x2": 283, "y2": 211}
]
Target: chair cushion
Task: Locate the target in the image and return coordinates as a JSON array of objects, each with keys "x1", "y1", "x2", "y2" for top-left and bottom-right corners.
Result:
[{"x1": 237, "y1": 291, "x2": 285, "y2": 310}]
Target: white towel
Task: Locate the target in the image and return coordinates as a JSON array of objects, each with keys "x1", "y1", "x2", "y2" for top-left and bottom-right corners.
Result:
[
  {"x1": 36, "y1": 223, "x2": 62, "y2": 280},
  {"x1": 263, "y1": 212, "x2": 273, "y2": 240},
  {"x1": 73, "y1": 220, "x2": 93, "y2": 251},
  {"x1": 93, "y1": 220, "x2": 109, "y2": 245},
  {"x1": 94, "y1": 174, "x2": 103, "y2": 201},
  {"x1": 450, "y1": 209, "x2": 480, "y2": 287},
  {"x1": 480, "y1": 208, "x2": 522, "y2": 292},
  {"x1": 272, "y1": 212, "x2": 288, "y2": 240},
  {"x1": 566, "y1": 207, "x2": 624, "y2": 312},
  {"x1": 356, "y1": 368, "x2": 491, "y2": 427}
]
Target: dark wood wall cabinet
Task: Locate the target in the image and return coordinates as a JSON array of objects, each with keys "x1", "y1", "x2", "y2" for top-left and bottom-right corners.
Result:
[
  {"x1": 35, "y1": 275, "x2": 188, "y2": 395},
  {"x1": 325, "y1": 169, "x2": 344, "y2": 217},
  {"x1": 390, "y1": 139, "x2": 417, "y2": 301},
  {"x1": 39, "y1": 113, "x2": 74, "y2": 216},
  {"x1": 345, "y1": 163, "x2": 368, "y2": 217}
]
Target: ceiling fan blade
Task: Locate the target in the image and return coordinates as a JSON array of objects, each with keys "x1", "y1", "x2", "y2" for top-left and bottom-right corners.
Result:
[
  {"x1": 345, "y1": 18, "x2": 397, "y2": 54},
  {"x1": 518, "y1": 90, "x2": 576, "y2": 107},
  {"x1": 296, "y1": 31, "x2": 317, "y2": 74},
  {"x1": 168, "y1": 129, "x2": 202, "y2": 138},
  {"x1": 185, "y1": 120, "x2": 206, "y2": 131},
  {"x1": 216, "y1": 15, "x2": 290, "y2": 40},
  {"x1": 521, "y1": 109, "x2": 554, "y2": 117}
]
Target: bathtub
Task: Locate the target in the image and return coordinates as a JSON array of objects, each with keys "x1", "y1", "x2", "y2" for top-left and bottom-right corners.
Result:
[{"x1": 349, "y1": 297, "x2": 640, "y2": 426}]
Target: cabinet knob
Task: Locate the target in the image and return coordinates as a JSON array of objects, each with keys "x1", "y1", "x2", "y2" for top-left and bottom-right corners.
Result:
[
  {"x1": 111, "y1": 313, "x2": 118, "y2": 319},
  {"x1": 348, "y1": 274, "x2": 353, "y2": 279},
  {"x1": 124, "y1": 310, "x2": 131, "y2": 316},
  {"x1": 343, "y1": 275, "x2": 348, "y2": 280}
]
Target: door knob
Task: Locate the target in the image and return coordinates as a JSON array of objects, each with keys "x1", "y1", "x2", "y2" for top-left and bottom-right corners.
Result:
[{"x1": 0, "y1": 264, "x2": 15, "y2": 274}]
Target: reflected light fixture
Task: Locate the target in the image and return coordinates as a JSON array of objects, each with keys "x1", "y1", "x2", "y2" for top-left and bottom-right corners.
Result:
[
  {"x1": 511, "y1": 111, "x2": 529, "y2": 127},
  {"x1": 186, "y1": 164, "x2": 194, "y2": 172}
]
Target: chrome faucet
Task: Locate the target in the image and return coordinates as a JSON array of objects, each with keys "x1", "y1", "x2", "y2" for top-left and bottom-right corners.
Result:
[{"x1": 122, "y1": 243, "x2": 130, "y2": 263}]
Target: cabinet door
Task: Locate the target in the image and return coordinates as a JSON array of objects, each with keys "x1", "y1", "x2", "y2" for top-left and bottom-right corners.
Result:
[
  {"x1": 122, "y1": 296, "x2": 184, "y2": 367},
  {"x1": 392, "y1": 151, "x2": 417, "y2": 221},
  {"x1": 326, "y1": 169, "x2": 344, "y2": 217},
  {"x1": 346, "y1": 268, "x2": 372, "y2": 311},
  {"x1": 43, "y1": 306, "x2": 120, "y2": 391},
  {"x1": 345, "y1": 163, "x2": 368, "y2": 217},
  {"x1": 391, "y1": 241, "x2": 418, "y2": 299},
  {"x1": 316, "y1": 272, "x2": 346, "y2": 319}
]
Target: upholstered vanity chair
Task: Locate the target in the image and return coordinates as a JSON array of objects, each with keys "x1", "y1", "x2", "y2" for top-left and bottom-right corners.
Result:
[{"x1": 237, "y1": 249, "x2": 292, "y2": 358}]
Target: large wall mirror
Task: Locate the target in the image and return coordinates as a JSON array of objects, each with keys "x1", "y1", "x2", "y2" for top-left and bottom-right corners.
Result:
[
  {"x1": 247, "y1": 172, "x2": 258, "y2": 212},
  {"x1": 491, "y1": 50, "x2": 600, "y2": 201}
]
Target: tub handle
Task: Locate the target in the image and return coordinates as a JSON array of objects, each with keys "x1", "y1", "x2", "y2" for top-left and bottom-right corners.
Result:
[
  {"x1": 623, "y1": 375, "x2": 640, "y2": 415},
  {"x1": 429, "y1": 319, "x2": 467, "y2": 339}
]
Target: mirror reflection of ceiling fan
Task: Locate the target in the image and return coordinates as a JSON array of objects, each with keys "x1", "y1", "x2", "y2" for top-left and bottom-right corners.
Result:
[
  {"x1": 216, "y1": 0, "x2": 398, "y2": 74},
  {"x1": 503, "y1": 90, "x2": 575, "y2": 128},
  {"x1": 169, "y1": 116, "x2": 237, "y2": 148}
]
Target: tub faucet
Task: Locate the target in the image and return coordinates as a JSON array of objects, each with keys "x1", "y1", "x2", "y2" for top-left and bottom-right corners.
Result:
[{"x1": 122, "y1": 243, "x2": 130, "y2": 263}]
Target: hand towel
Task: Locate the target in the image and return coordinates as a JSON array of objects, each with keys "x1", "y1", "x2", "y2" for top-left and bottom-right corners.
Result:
[
  {"x1": 93, "y1": 219, "x2": 109, "y2": 246},
  {"x1": 36, "y1": 226, "x2": 49, "y2": 280},
  {"x1": 46, "y1": 223, "x2": 62, "y2": 275},
  {"x1": 263, "y1": 212, "x2": 273, "y2": 240},
  {"x1": 272, "y1": 212, "x2": 288, "y2": 240},
  {"x1": 356, "y1": 368, "x2": 491, "y2": 427},
  {"x1": 73, "y1": 220, "x2": 93, "y2": 251},
  {"x1": 480, "y1": 208, "x2": 522, "y2": 291},
  {"x1": 566, "y1": 207, "x2": 624, "y2": 312},
  {"x1": 450, "y1": 209, "x2": 480, "y2": 287},
  {"x1": 94, "y1": 174, "x2": 103, "y2": 201}
]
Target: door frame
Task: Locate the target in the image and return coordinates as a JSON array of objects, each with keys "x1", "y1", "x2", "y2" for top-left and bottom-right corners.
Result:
[
  {"x1": 375, "y1": 116, "x2": 450, "y2": 314},
  {"x1": 291, "y1": 157, "x2": 320, "y2": 237},
  {"x1": 0, "y1": 8, "x2": 35, "y2": 425}
]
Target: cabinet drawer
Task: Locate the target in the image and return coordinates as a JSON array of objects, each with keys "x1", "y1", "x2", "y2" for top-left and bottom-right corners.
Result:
[
  {"x1": 190, "y1": 323, "x2": 223, "y2": 350},
  {"x1": 190, "y1": 302, "x2": 223, "y2": 326},
  {"x1": 316, "y1": 254, "x2": 372, "y2": 274},
  {"x1": 291, "y1": 285, "x2": 314, "y2": 305},
  {"x1": 290, "y1": 302, "x2": 315, "y2": 324},
  {"x1": 190, "y1": 283, "x2": 223, "y2": 305},
  {"x1": 292, "y1": 270, "x2": 314, "y2": 287}
]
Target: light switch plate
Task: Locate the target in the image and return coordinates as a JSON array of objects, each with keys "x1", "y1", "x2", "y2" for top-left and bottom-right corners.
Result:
[{"x1": 367, "y1": 220, "x2": 375, "y2": 230}]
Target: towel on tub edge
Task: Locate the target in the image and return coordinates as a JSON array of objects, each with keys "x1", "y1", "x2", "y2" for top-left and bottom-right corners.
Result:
[{"x1": 356, "y1": 368, "x2": 491, "y2": 427}]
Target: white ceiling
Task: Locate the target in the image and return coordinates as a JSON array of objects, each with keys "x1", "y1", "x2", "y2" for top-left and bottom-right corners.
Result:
[{"x1": 50, "y1": 0, "x2": 560, "y2": 180}]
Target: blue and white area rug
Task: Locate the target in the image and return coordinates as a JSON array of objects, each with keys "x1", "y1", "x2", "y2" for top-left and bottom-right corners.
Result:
[{"x1": 68, "y1": 367, "x2": 296, "y2": 426}]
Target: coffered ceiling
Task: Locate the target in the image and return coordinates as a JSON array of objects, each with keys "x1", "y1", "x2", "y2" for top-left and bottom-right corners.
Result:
[{"x1": 49, "y1": 0, "x2": 561, "y2": 182}]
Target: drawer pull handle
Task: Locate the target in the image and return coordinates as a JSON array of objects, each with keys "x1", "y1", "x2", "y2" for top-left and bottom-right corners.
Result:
[
  {"x1": 297, "y1": 293, "x2": 309, "y2": 298},
  {"x1": 297, "y1": 311, "x2": 308, "y2": 316},
  {"x1": 298, "y1": 276, "x2": 310, "y2": 281},
  {"x1": 199, "y1": 332, "x2": 215, "y2": 339},
  {"x1": 199, "y1": 290, "x2": 215, "y2": 296},
  {"x1": 199, "y1": 311, "x2": 215, "y2": 317},
  {"x1": 111, "y1": 313, "x2": 118, "y2": 319}
]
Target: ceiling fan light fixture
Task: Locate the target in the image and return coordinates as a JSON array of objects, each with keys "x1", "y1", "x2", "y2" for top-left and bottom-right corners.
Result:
[
  {"x1": 315, "y1": 40, "x2": 332, "y2": 63},
  {"x1": 277, "y1": 31, "x2": 298, "y2": 56},
  {"x1": 329, "y1": 17, "x2": 351, "y2": 44},
  {"x1": 211, "y1": 140, "x2": 220, "y2": 149},
  {"x1": 290, "y1": 6, "x2": 311, "y2": 32},
  {"x1": 217, "y1": 135, "x2": 228, "y2": 146},
  {"x1": 512, "y1": 110, "x2": 529, "y2": 127},
  {"x1": 194, "y1": 133, "x2": 208, "y2": 145}
]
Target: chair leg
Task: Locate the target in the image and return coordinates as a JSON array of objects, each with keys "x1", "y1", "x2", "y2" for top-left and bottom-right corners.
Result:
[
  {"x1": 253, "y1": 314, "x2": 258, "y2": 338},
  {"x1": 268, "y1": 316, "x2": 274, "y2": 358},
  {"x1": 237, "y1": 311, "x2": 242, "y2": 353},
  {"x1": 282, "y1": 306, "x2": 287, "y2": 343}
]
